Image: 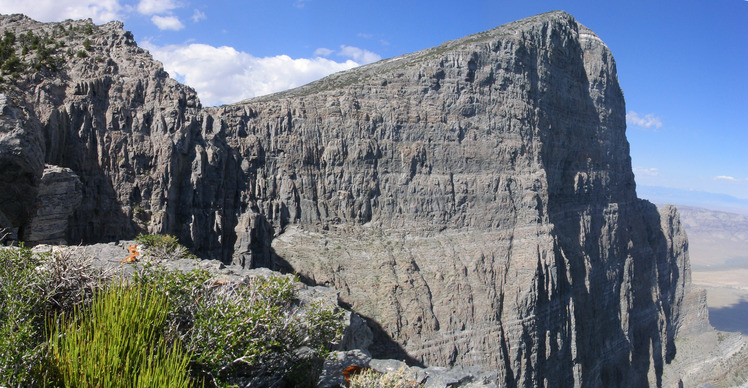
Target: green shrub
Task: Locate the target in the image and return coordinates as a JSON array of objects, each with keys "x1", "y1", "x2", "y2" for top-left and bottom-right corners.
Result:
[
  {"x1": 133, "y1": 265, "x2": 345, "y2": 387},
  {"x1": 136, "y1": 233, "x2": 180, "y2": 250},
  {"x1": 135, "y1": 233, "x2": 195, "y2": 260},
  {"x1": 349, "y1": 364, "x2": 424, "y2": 388},
  {"x1": 1, "y1": 54, "x2": 23, "y2": 74},
  {"x1": 187, "y1": 276, "x2": 300, "y2": 376},
  {"x1": 1, "y1": 247, "x2": 345, "y2": 388},
  {"x1": 76, "y1": 49, "x2": 87, "y2": 58},
  {"x1": 0, "y1": 247, "x2": 111, "y2": 386},
  {"x1": 132, "y1": 264, "x2": 211, "y2": 339},
  {"x1": 48, "y1": 281, "x2": 195, "y2": 387},
  {"x1": 0, "y1": 247, "x2": 49, "y2": 385}
]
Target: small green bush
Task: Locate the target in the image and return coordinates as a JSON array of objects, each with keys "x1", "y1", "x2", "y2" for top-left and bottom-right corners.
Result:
[
  {"x1": 132, "y1": 264, "x2": 211, "y2": 339},
  {"x1": 0, "y1": 247, "x2": 111, "y2": 386},
  {"x1": 1, "y1": 248, "x2": 345, "y2": 387},
  {"x1": 134, "y1": 265, "x2": 345, "y2": 386},
  {"x1": 136, "y1": 233, "x2": 181, "y2": 250},
  {"x1": 48, "y1": 281, "x2": 195, "y2": 387},
  {"x1": 0, "y1": 247, "x2": 49, "y2": 384},
  {"x1": 1, "y1": 54, "x2": 23, "y2": 74},
  {"x1": 135, "y1": 233, "x2": 195, "y2": 260},
  {"x1": 349, "y1": 364, "x2": 424, "y2": 388}
]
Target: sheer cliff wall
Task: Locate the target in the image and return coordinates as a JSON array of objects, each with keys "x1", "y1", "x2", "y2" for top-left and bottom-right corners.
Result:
[{"x1": 0, "y1": 11, "x2": 708, "y2": 387}]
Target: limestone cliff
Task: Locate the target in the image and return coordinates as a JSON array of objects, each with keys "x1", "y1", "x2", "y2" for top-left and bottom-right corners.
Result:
[{"x1": 0, "y1": 10, "x2": 737, "y2": 387}]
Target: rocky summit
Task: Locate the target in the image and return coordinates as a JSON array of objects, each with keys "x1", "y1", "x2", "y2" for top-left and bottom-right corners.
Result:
[{"x1": 0, "y1": 10, "x2": 746, "y2": 387}]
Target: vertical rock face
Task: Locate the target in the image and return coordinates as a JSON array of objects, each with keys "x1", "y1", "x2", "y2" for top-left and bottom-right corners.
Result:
[
  {"x1": 232, "y1": 14, "x2": 684, "y2": 386},
  {"x1": 22, "y1": 165, "x2": 82, "y2": 244},
  {"x1": 0, "y1": 11, "x2": 710, "y2": 386},
  {"x1": 0, "y1": 92, "x2": 45, "y2": 242}
]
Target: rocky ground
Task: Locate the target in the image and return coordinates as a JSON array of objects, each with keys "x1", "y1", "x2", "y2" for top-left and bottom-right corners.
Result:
[{"x1": 26, "y1": 241, "x2": 499, "y2": 387}]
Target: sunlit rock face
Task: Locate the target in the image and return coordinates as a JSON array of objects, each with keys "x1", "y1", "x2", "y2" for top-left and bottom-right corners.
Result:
[
  {"x1": 0, "y1": 11, "x2": 705, "y2": 387},
  {"x1": 213, "y1": 12, "x2": 691, "y2": 386}
]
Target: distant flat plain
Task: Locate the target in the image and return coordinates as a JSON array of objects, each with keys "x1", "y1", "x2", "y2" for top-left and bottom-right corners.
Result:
[{"x1": 675, "y1": 206, "x2": 748, "y2": 334}]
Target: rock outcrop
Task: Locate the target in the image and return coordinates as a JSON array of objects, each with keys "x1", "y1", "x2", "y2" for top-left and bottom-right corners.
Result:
[
  {"x1": 22, "y1": 165, "x2": 82, "y2": 244},
  {"x1": 0, "y1": 10, "x2": 743, "y2": 387},
  {"x1": 0, "y1": 92, "x2": 45, "y2": 243}
]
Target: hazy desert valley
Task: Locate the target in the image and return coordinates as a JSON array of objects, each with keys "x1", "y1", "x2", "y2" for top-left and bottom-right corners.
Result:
[{"x1": 677, "y1": 206, "x2": 748, "y2": 336}]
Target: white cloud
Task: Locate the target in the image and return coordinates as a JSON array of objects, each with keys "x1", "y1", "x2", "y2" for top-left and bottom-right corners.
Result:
[
  {"x1": 357, "y1": 33, "x2": 373, "y2": 39},
  {"x1": 338, "y1": 45, "x2": 381, "y2": 64},
  {"x1": 626, "y1": 111, "x2": 663, "y2": 130},
  {"x1": 314, "y1": 47, "x2": 334, "y2": 57},
  {"x1": 0, "y1": 0, "x2": 122, "y2": 23},
  {"x1": 634, "y1": 167, "x2": 659, "y2": 177},
  {"x1": 715, "y1": 176, "x2": 738, "y2": 182},
  {"x1": 191, "y1": 9, "x2": 206, "y2": 22},
  {"x1": 144, "y1": 42, "x2": 366, "y2": 106},
  {"x1": 137, "y1": 0, "x2": 179, "y2": 15},
  {"x1": 151, "y1": 15, "x2": 184, "y2": 31},
  {"x1": 293, "y1": 0, "x2": 310, "y2": 8}
]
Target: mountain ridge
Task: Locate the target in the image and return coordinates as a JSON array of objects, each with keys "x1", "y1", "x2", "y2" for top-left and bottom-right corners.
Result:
[{"x1": 243, "y1": 11, "x2": 591, "y2": 104}]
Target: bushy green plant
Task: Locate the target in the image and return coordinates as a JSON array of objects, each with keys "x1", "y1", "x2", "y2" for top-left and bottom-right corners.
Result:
[
  {"x1": 1, "y1": 247, "x2": 345, "y2": 388},
  {"x1": 0, "y1": 30, "x2": 15, "y2": 56},
  {"x1": 188, "y1": 276, "x2": 299, "y2": 377},
  {"x1": 348, "y1": 364, "x2": 424, "y2": 388},
  {"x1": 135, "y1": 233, "x2": 196, "y2": 260},
  {"x1": 0, "y1": 247, "x2": 49, "y2": 385},
  {"x1": 134, "y1": 265, "x2": 345, "y2": 387},
  {"x1": 132, "y1": 264, "x2": 211, "y2": 340},
  {"x1": 0, "y1": 54, "x2": 23, "y2": 74},
  {"x1": 48, "y1": 281, "x2": 195, "y2": 387},
  {"x1": 0, "y1": 247, "x2": 110, "y2": 386},
  {"x1": 136, "y1": 233, "x2": 181, "y2": 250}
]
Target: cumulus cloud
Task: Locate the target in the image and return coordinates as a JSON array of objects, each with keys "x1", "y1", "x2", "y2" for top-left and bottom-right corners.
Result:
[
  {"x1": 715, "y1": 176, "x2": 738, "y2": 182},
  {"x1": 144, "y1": 42, "x2": 366, "y2": 106},
  {"x1": 338, "y1": 45, "x2": 381, "y2": 64},
  {"x1": 626, "y1": 111, "x2": 663, "y2": 130},
  {"x1": 0, "y1": 0, "x2": 122, "y2": 23},
  {"x1": 136, "y1": 0, "x2": 179, "y2": 15},
  {"x1": 151, "y1": 15, "x2": 184, "y2": 31},
  {"x1": 191, "y1": 9, "x2": 206, "y2": 22},
  {"x1": 633, "y1": 167, "x2": 659, "y2": 177}
]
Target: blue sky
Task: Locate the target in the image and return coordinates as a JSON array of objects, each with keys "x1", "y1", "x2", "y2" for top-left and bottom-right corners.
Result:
[{"x1": 1, "y1": 0, "x2": 746, "y2": 207}]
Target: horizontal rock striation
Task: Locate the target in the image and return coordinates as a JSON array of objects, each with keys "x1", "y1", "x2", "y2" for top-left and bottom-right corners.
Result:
[
  {"x1": 22, "y1": 165, "x2": 82, "y2": 244},
  {"x1": 0, "y1": 10, "x2": 732, "y2": 387}
]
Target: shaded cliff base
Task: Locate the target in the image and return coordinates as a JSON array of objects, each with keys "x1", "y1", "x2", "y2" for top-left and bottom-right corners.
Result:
[
  {"x1": 271, "y1": 222, "x2": 748, "y2": 388},
  {"x1": 657, "y1": 285, "x2": 748, "y2": 388},
  {"x1": 702, "y1": 287, "x2": 748, "y2": 335},
  {"x1": 663, "y1": 328, "x2": 748, "y2": 387}
]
